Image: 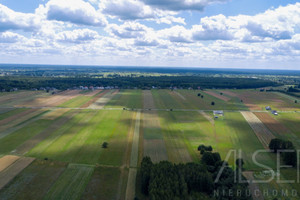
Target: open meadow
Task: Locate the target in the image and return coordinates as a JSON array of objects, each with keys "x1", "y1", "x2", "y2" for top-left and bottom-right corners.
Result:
[{"x1": 0, "y1": 89, "x2": 299, "y2": 199}]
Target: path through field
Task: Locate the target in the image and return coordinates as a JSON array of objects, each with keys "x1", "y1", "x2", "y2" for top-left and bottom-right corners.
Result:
[
  {"x1": 241, "y1": 111, "x2": 275, "y2": 149},
  {"x1": 125, "y1": 111, "x2": 141, "y2": 200}
]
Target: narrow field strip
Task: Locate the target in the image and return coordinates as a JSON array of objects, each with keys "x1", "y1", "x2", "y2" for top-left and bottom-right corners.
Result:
[
  {"x1": 0, "y1": 157, "x2": 35, "y2": 190},
  {"x1": 14, "y1": 110, "x2": 79, "y2": 155},
  {"x1": 0, "y1": 108, "x2": 14, "y2": 115},
  {"x1": 0, "y1": 155, "x2": 20, "y2": 172},
  {"x1": 143, "y1": 90, "x2": 168, "y2": 163},
  {"x1": 254, "y1": 112, "x2": 291, "y2": 136},
  {"x1": 80, "y1": 90, "x2": 107, "y2": 108},
  {"x1": 0, "y1": 108, "x2": 38, "y2": 127},
  {"x1": 124, "y1": 111, "x2": 141, "y2": 200},
  {"x1": 130, "y1": 111, "x2": 141, "y2": 168},
  {"x1": 0, "y1": 160, "x2": 66, "y2": 200},
  {"x1": 44, "y1": 164, "x2": 94, "y2": 200},
  {"x1": 125, "y1": 168, "x2": 137, "y2": 200},
  {"x1": 0, "y1": 91, "x2": 39, "y2": 105},
  {"x1": 204, "y1": 91, "x2": 231, "y2": 101},
  {"x1": 88, "y1": 90, "x2": 118, "y2": 109},
  {"x1": 40, "y1": 108, "x2": 70, "y2": 120},
  {"x1": 26, "y1": 110, "x2": 90, "y2": 158},
  {"x1": 241, "y1": 111, "x2": 275, "y2": 149},
  {"x1": 0, "y1": 109, "x2": 49, "y2": 140}
]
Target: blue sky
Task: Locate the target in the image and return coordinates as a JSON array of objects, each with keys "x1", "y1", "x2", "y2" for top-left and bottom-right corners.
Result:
[{"x1": 0, "y1": 0, "x2": 300, "y2": 69}]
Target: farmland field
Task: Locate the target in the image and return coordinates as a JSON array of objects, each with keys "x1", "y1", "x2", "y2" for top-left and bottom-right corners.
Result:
[{"x1": 0, "y1": 88, "x2": 299, "y2": 199}]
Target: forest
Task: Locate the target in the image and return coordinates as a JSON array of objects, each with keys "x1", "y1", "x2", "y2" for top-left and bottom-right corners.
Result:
[{"x1": 0, "y1": 76, "x2": 279, "y2": 90}]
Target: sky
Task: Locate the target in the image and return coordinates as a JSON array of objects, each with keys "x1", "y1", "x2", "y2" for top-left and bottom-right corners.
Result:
[{"x1": 0, "y1": 0, "x2": 300, "y2": 69}]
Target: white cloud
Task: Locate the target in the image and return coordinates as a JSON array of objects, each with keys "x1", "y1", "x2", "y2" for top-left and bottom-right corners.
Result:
[
  {"x1": 45, "y1": 0, "x2": 107, "y2": 26},
  {"x1": 0, "y1": 32, "x2": 25, "y2": 43},
  {"x1": 56, "y1": 29, "x2": 100, "y2": 43},
  {"x1": 107, "y1": 22, "x2": 150, "y2": 38},
  {"x1": 99, "y1": 0, "x2": 185, "y2": 24},
  {"x1": 0, "y1": 4, "x2": 40, "y2": 32},
  {"x1": 141, "y1": 0, "x2": 229, "y2": 11}
]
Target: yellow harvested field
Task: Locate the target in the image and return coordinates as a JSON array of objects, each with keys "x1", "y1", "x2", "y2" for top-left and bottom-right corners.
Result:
[
  {"x1": 88, "y1": 90, "x2": 119, "y2": 109},
  {"x1": 40, "y1": 108, "x2": 70, "y2": 120},
  {"x1": 241, "y1": 111, "x2": 275, "y2": 149},
  {"x1": 0, "y1": 157, "x2": 35, "y2": 190},
  {"x1": 0, "y1": 155, "x2": 20, "y2": 172}
]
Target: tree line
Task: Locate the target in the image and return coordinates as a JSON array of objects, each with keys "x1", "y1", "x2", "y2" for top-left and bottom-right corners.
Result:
[
  {"x1": 139, "y1": 145, "x2": 250, "y2": 200},
  {"x1": 0, "y1": 76, "x2": 279, "y2": 91}
]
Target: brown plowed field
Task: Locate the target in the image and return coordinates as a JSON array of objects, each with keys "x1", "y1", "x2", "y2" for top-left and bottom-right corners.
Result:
[
  {"x1": 254, "y1": 112, "x2": 291, "y2": 135},
  {"x1": 0, "y1": 157, "x2": 35, "y2": 190},
  {"x1": 241, "y1": 111, "x2": 275, "y2": 149},
  {"x1": 0, "y1": 155, "x2": 20, "y2": 172}
]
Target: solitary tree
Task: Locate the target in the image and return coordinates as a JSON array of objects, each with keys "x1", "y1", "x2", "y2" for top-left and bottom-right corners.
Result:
[
  {"x1": 198, "y1": 93, "x2": 201, "y2": 97},
  {"x1": 211, "y1": 101, "x2": 215, "y2": 106},
  {"x1": 295, "y1": 100, "x2": 298, "y2": 104},
  {"x1": 102, "y1": 142, "x2": 108, "y2": 148}
]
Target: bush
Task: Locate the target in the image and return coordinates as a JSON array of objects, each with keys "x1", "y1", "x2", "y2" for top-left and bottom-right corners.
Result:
[{"x1": 102, "y1": 142, "x2": 108, "y2": 148}]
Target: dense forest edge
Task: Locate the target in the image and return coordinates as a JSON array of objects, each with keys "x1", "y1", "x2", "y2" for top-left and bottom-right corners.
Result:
[{"x1": 0, "y1": 76, "x2": 280, "y2": 90}]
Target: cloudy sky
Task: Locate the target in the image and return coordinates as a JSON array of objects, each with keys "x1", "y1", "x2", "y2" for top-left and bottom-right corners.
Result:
[{"x1": 0, "y1": 0, "x2": 300, "y2": 69}]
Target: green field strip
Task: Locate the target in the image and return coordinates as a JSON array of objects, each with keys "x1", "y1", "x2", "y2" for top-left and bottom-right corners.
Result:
[
  {"x1": 0, "y1": 160, "x2": 67, "y2": 200},
  {"x1": 0, "y1": 114, "x2": 56, "y2": 154},
  {"x1": 158, "y1": 111, "x2": 193, "y2": 163},
  {"x1": 14, "y1": 109, "x2": 77, "y2": 155},
  {"x1": 30, "y1": 110, "x2": 97, "y2": 162},
  {"x1": 177, "y1": 90, "x2": 232, "y2": 110},
  {"x1": 105, "y1": 90, "x2": 142, "y2": 109},
  {"x1": 220, "y1": 112, "x2": 276, "y2": 170},
  {"x1": 27, "y1": 110, "x2": 89, "y2": 157},
  {"x1": 273, "y1": 92, "x2": 300, "y2": 102},
  {"x1": 129, "y1": 111, "x2": 141, "y2": 168},
  {"x1": 44, "y1": 164, "x2": 94, "y2": 200},
  {"x1": 151, "y1": 90, "x2": 184, "y2": 109},
  {"x1": 58, "y1": 96, "x2": 94, "y2": 108},
  {"x1": 0, "y1": 108, "x2": 28, "y2": 120},
  {"x1": 93, "y1": 110, "x2": 133, "y2": 166},
  {"x1": 81, "y1": 166, "x2": 123, "y2": 200}
]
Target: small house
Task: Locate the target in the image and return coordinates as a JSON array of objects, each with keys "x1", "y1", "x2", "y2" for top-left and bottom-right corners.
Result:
[{"x1": 213, "y1": 111, "x2": 224, "y2": 118}]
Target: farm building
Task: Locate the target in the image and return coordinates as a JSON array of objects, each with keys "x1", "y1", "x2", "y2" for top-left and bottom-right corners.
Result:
[
  {"x1": 271, "y1": 110, "x2": 278, "y2": 115},
  {"x1": 265, "y1": 106, "x2": 271, "y2": 110},
  {"x1": 213, "y1": 111, "x2": 224, "y2": 118}
]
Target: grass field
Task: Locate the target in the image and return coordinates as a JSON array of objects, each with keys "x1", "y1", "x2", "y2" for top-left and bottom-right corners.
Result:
[
  {"x1": 0, "y1": 160, "x2": 66, "y2": 200},
  {"x1": 105, "y1": 90, "x2": 142, "y2": 109},
  {"x1": 44, "y1": 164, "x2": 94, "y2": 200}
]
